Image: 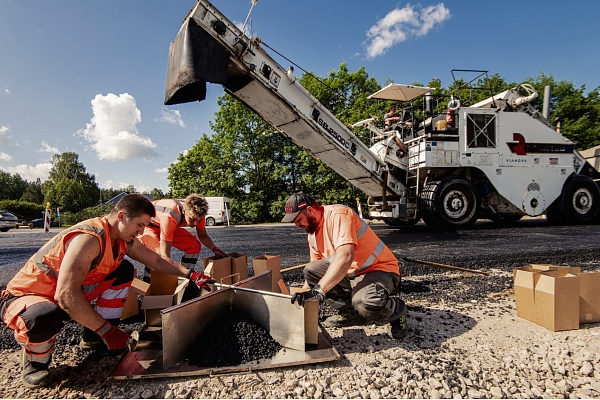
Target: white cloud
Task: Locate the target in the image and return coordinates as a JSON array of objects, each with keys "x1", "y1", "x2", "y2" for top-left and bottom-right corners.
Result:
[
  {"x1": 39, "y1": 141, "x2": 59, "y2": 154},
  {"x1": 1, "y1": 163, "x2": 52, "y2": 182},
  {"x1": 0, "y1": 126, "x2": 10, "y2": 144},
  {"x1": 156, "y1": 106, "x2": 186, "y2": 127},
  {"x1": 154, "y1": 167, "x2": 169, "y2": 174},
  {"x1": 78, "y1": 93, "x2": 159, "y2": 161},
  {"x1": 0, "y1": 152, "x2": 12, "y2": 161},
  {"x1": 365, "y1": 3, "x2": 450, "y2": 58},
  {"x1": 4, "y1": 89, "x2": 9, "y2": 94}
]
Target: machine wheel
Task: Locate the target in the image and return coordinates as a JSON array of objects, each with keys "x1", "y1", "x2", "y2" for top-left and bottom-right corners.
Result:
[
  {"x1": 419, "y1": 176, "x2": 480, "y2": 230},
  {"x1": 559, "y1": 174, "x2": 600, "y2": 224},
  {"x1": 205, "y1": 217, "x2": 216, "y2": 226},
  {"x1": 545, "y1": 200, "x2": 568, "y2": 225},
  {"x1": 382, "y1": 218, "x2": 420, "y2": 227},
  {"x1": 489, "y1": 214, "x2": 523, "y2": 226}
]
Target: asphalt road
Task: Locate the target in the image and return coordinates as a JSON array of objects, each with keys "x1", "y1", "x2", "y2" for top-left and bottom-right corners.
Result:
[{"x1": 2, "y1": 217, "x2": 600, "y2": 286}]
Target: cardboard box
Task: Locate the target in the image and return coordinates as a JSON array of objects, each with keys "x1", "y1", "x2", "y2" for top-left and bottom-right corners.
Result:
[
  {"x1": 290, "y1": 287, "x2": 319, "y2": 344},
  {"x1": 142, "y1": 271, "x2": 189, "y2": 327},
  {"x1": 204, "y1": 256, "x2": 233, "y2": 285},
  {"x1": 580, "y1": 272, "x2": 600, "y2": 323},
  {"x1": 121, "y1": 278, "x2": 151, "y2": 320},
  {"x1": 513, "y1": 264, "x2": 585, "y2": 331},
  {"x1": 229, "y1": 252, "x2": 248, "y2": 282},
  {"x1": 253, "y1": 255, "x2": 281, "y2": 293},
  {"x1": 534, "y1": 269, "x2": 579, "y2": 331}
]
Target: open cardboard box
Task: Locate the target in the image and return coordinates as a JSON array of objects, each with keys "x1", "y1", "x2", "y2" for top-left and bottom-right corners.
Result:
[
  {"x1": 513, "y1": 264, "x2": 600, "y2": 331},
  {"x1": 202, "y1": 252, "x2": 248, "y2": 285},
  {"x1": 121, "y1": 271, "x2": 188, "y2": 327},
  {"x1": 253, "y1": 254, "x2": 281, "y2": 293}
]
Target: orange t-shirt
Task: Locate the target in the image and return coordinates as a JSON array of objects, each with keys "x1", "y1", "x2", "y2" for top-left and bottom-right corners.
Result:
[
  {"x1": 308, "y1": 205, "x2": 399, "y2": 277},
  {"x1": 150, "y1": 199, "x2": 206, "y2": 242}
]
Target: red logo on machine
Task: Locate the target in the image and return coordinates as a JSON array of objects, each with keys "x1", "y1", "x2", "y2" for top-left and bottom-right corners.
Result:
[{"x1": 507, "y1": 133, "x2": 573, "y2": 155}]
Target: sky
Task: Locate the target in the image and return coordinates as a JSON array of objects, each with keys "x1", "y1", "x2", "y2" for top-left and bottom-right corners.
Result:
[{"x1": 1, "y1": 0, "x2": 599, "y2": 193}]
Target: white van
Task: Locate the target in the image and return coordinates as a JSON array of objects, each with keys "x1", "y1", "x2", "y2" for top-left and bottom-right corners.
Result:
[{"x1": 204, "y1": 196, "x2": 231, "y2": 226}]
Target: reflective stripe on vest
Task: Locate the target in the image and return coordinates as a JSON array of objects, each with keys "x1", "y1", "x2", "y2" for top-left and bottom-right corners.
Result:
[
  {"x1": 153, "y1": 199, "x2": 185, "y2": 226},
  {"x1": 32, "y1": 223, "x2": 106, "y2": 279},
  {"x1": 311, "y1": 205, "x2": 385, "y2": 275}
]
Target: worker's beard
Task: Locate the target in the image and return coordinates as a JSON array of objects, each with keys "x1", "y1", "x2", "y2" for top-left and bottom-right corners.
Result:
[{"x1": 304, "y1": 216, "x2": 318, "y2": 234}]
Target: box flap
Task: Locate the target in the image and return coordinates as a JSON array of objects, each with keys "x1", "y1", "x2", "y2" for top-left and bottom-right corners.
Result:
[
  {"x1": 142, "y1": 294, "x2": 176, "y2": 310},
  {"x1": 150, "y1": 270, "x2": 179, "y2": 296},
  {"x1": 129, "y1": 278, "x2": 151, "y2": 295}
]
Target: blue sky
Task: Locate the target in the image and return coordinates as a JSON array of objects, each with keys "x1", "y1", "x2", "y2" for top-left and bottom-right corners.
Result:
[{"x1": 1, "y1": 0, "x2": 599, "y2": 193}]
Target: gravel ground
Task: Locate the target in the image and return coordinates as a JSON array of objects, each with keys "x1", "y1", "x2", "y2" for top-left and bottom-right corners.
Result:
[{"x1": 0, "y1": 219, "x2": 599, "y2": 399}]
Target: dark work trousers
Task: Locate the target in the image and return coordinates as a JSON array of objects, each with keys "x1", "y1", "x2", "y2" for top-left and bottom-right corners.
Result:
[{"x1": 303, "y1": 259, "x2": 406, "y2": 323}]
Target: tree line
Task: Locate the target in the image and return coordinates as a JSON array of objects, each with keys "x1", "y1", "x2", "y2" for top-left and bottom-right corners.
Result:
[{"x1": 2, "y1": 65, "x2": 598, "y2": 224}]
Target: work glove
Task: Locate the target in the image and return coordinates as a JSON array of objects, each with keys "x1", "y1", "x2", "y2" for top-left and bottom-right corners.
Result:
[
  {"x1": 187, "y1": 270, "x2": 216, "y2": 291},
  {"x1": 291, "y1": 285, "x2": 325, "y2": 307},
  {"x1": 212, "y1": 246, "x2": 227, "y2": 259},
  {"x1": 95, "y1": 321, "x2": 130, "y2": 350}
]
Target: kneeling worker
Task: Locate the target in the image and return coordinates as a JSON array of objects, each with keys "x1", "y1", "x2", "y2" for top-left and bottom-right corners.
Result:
[
  {"x1": 138, "y1": 194, "x2": 227, "y2": 280},
  {"x1": 0, "y1": 194, "x2": 214, "y2": 389},
  {"x1": 284, "y1": 193, "x2": 407, "y2": 339}
]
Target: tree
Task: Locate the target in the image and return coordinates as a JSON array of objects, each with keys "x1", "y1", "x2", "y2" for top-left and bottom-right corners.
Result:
[
  {"x1": 42, "y1": 152, "x2": 100, "y2": 212},
  {"x1": 150, "y1": 188, "x2": 165, "y2": 200},
  {"x1": 0, "y1": 171, "x2": 28, "y2": 201},
  {"x1": 526, "y1": 73, "x2": 600, "y2": 150},
  {"x1": 20, "y1": 178, "x2": 44, "y2": 204},
  {"x1": 45, "y1": 179, "x2": 88, "y2": 213}
]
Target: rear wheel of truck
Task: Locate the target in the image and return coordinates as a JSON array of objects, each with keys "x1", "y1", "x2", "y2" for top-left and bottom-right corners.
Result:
[
  {"x1": 419, "y1": 176, "x2": 480, "y2": 230},
  {"x1": 559, "y1": 174, "x2": 600, "y2": 224},
  {"x1": 205, "y1": 217, "x2": 216, "y2": 226}
]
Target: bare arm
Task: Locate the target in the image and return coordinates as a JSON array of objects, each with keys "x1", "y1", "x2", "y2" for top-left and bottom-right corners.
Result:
[
  {"x1": 317, "y1": 243, "x2": 354, "y2": 293},
  {"x1": 196, "y1": 227, "x2": 217, "y2": 250},
  {"x1": 160, "y1": 239, "x2": 173, "y2": 259},
  {"x1": 128, "y1": 238, "x2": 189, "y2": 278},
  {"x1": 54, "y1": 234, "x2": 107, "y2": 331}
]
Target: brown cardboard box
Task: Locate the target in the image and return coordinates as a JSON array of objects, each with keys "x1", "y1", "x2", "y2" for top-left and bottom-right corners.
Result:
[
  {"x1": 120, "y1": 278, "x2": 151, "y2": 320},
  {"x1": 253, "y1": 255, "x2": 281, "y2": 293},
  {"x1": 204, "y1": 256, "x2": 233, "y2": 285},
  {"x1": 289, "y1": 287, "x2": 319, "y2": 344},
  {"x1": 228, "y1": 252, "x2": 248, "y2": 282},
  {"x1": 140, "y1": 271, "x2": 189, "y2": 327},
  {"x1": 534, "y1": 269, "x2": 579, "y2": 331},
  {"x1": 580, "y1": 272, "x2": 600, "y2": 323},
  {"x1": 513, "y1": 265, "x2": 581, "y2": 331}
]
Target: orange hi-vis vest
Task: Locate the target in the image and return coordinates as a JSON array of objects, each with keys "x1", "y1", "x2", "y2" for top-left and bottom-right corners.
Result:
[
  {"x1": 149, "y1": 198, "x2": 205, "y2": 242},
  {"x1": 4, "y1": 216, "x2": 132, "y2": 302},
  {"x1": 308, "y1": 205, "x2": 399, "y2": 277}
]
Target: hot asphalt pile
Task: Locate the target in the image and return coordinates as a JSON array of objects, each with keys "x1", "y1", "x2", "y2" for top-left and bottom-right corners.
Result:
[{"x1": 0, "y1": 226, "x2": 599, "y2": 398}]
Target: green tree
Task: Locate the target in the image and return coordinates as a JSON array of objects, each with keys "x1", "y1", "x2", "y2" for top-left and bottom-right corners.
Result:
[
  {"x1": 526, "y1": 72, "x2": 600, "y2": 150},
  {"x1": 0, "y1": 171, "x2": 28, "y2": 201},
  {"x1": 43, "y1": 152, "x2": 99, "y2": 212},
  {"x1": 150, "y1": 188, "x2": 165, "y2": 200},
  {"x1": 20, "y1": 178, "x2": 44, "y2": 204},
  {"x1": 45, "y1": 179, "x2": 87, "y2": 213}
]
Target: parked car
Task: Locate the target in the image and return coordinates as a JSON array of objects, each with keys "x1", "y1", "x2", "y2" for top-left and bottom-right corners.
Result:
[
  {"x1": 0, "y1": 211, "x2": 18, "y2": 232},
  {"x1": 30, "y1": 218, "x2": 60, "y2": 228}
]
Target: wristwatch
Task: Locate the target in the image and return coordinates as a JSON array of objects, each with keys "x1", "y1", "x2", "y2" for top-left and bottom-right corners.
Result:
[{"x1": 313, "y1": 284, "x2": 326, "y2": 296}]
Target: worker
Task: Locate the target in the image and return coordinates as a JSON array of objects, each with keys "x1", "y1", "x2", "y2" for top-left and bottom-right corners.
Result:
[
  {"x1": 0, "y1": 194, "x2": 215, "y2": 389},
  {"x1": 384, "y1": 105, "x2": 401, "y2": 130},
  {"x1": 138, "y1": 194, "x2": 227, "y2": 281},
  {"x1": 283, "y1": 193, "x2": 407, "y2": 340}
]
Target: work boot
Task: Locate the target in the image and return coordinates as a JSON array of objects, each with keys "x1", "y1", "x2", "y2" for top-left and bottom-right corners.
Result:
[
  {"x1": 387, "y1": 313, "x2": 408, "y2": 340},
  {"x1": 323, "y1": 310, "x2": 368, "y2": 328},
  {"x1": 21, "y1": 348, "x2": 50, "y2": 389}
]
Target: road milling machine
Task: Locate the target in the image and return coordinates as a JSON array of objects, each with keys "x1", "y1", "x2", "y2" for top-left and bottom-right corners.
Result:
[{"x1": 164, "y1": 0, "x2": 600, "y2": 229}]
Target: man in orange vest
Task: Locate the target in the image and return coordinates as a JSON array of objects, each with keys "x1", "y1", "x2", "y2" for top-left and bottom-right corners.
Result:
[
  {"x1": 138, "y1": 194, "x2": 227, "y2": 280},
  {"x1": 0, "y1": 194, "x2": 214, "y2": 389},
  {"x1": 283, "y1": 193, "x2": 407, "y2": 340}
]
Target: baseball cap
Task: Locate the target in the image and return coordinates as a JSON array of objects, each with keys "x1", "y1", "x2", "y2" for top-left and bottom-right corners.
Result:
[{"x1": 281, "y1": 193, "x2": 316, "y2": 222}]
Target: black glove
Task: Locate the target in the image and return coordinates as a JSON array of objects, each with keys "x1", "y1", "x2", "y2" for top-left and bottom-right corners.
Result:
[
  {"x1": 291, "y1": 285, "x2": 325, "y2": 307},
  {"x1": 187, "y1": 270, "x2": 216, "y2": 291}
]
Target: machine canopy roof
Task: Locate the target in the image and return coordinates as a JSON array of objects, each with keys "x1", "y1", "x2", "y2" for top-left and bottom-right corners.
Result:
[{"x1": 368, "y1": 84, "x2": 435, "y2": 102}]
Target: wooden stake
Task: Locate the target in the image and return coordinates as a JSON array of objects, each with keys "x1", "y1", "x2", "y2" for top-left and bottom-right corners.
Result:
[
  {"x1": 402, "y1": 257, "x2": 490, "y2": 276},
  {"x1": 280, "y1": 263, "x2": 307, "y2": 274}
]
